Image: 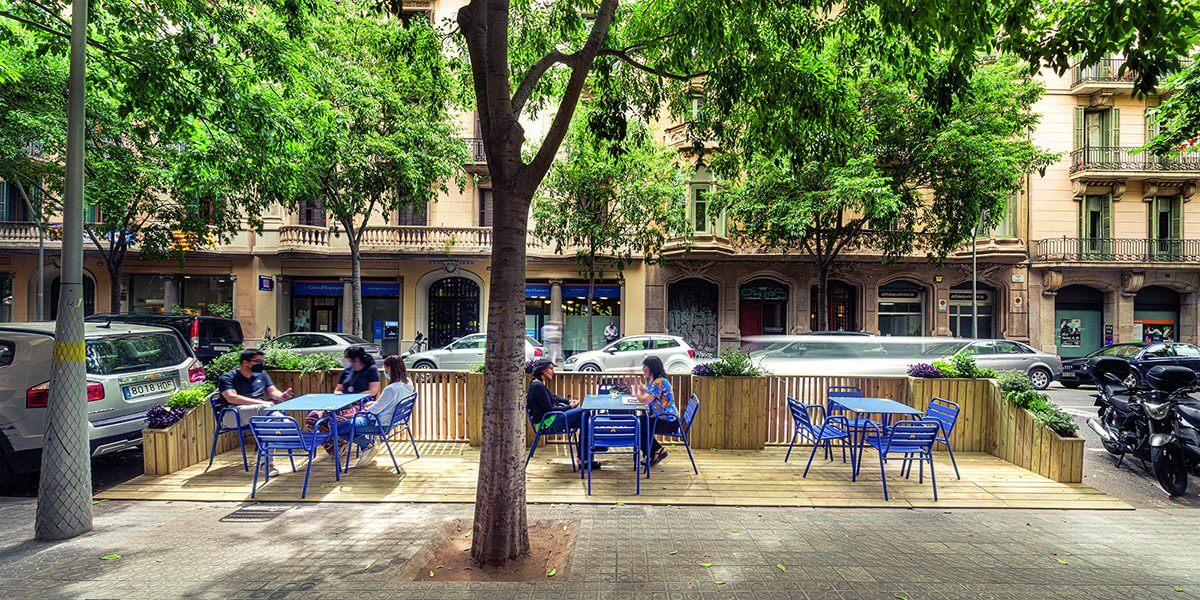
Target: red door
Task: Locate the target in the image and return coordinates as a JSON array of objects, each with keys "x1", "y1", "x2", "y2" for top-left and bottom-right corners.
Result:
[{"x1": 740, "y1": 301, "x2": 763, "y2": 336}]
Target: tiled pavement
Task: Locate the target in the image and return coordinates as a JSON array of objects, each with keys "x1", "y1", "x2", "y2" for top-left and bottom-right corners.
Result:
[{"x1": 0, "y1": 498, "x2": 1197, "y2": 599}]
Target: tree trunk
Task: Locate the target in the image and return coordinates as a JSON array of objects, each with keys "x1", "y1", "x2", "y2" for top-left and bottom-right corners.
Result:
[
  {"x1": 470, "y1": 182, "x2": 532, "y2": 565},
  {"x1": 349, "y1": 240, "x2": 363, "y2": 338},
  {"x1": 585, "y1": 249, "x2": 596, "y2": 351},
  {"x1": 816, "y1": 262, "x2": 830, "y2": 332},
  {"x1": 107, "y1": 260, "x2": 122, "y2": 313}
]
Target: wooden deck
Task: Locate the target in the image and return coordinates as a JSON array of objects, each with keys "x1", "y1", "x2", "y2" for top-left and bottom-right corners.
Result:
[{"x1": 96, "y1": 442, "x2": 1130, "y2": 510}]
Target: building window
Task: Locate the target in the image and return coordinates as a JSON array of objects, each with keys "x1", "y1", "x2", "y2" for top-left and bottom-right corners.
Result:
[
  {"x1": 397, "y1": 202, "x2": 428, "y2": 226},
  {"x1": 991, "y1": 191, "x2": 1018, "y2": 238},
  {"x1": 0, "y1": 274, "x2": 12, "y2": 322},
  {"x1": 1074, "y1": 107, "x2": 1120, "y2": 165},
  {"x1": 1149, "y1": 195, "x2": 1183, "y2": 258},
  {"x1": 299, "y1": 198, "x2": 326, "y2": 227},
  {"x1": 687, "y1": 166, "x2": 724, "y2": 235},
  {"x1": 0, "y1": 181, "x2": 28, "y2": 221},
  {"x1": 877, "y1": 281, "x2": 926, "y2": 336},
  {"x1": 478, "y1": 189, "x2": 493, "y2": 227},
  {"x1": 1080, "y1": 194, "x2": 1112, "y2": 258}
]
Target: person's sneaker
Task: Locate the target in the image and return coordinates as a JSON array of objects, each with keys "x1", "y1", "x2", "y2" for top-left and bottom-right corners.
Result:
[
  {"x1": 354, "y1": 444, "x2": 380, "y2": 469},
  {"x1": 650, "y1": 450, "x2": 669, "y2": 466},
  {"x1": 267, "y1": 465, "x2": 280, "y2": 478}
]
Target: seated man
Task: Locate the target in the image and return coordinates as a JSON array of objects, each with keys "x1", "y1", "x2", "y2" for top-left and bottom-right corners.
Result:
[
  {"x1": 526, "y1": 359, "x2": 597, "y2": 470},
  {"x1": 217, "y1": 349, "x2": 293, "y2": 474}
]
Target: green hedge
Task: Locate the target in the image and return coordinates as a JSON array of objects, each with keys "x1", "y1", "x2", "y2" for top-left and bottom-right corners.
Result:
[{"x1": 998, "y1": 370, "x2": 1077, "y2": 436}]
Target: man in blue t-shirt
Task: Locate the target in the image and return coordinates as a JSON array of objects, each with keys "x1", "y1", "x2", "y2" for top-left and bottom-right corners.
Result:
[{"x1": 217, "y1": 349, "x2": 293, "y2": 428}]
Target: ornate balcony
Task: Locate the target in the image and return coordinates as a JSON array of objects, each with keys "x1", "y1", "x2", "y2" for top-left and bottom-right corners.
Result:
[
  {"x1": 1070, "y1": 57, "x2": 1193, "y2": 94},
  {"x1": 1068, "y1": 146, "x2": 1200, "y2": 182},
  {"x1": 1034, "y1": 237, "x2": 1200, "y2": 264},
  {"x1": 462, "y1": 137, "x2": 488, "y2": 174},
  {"x1": 0, "y1": 221, "x2": 48, "y2": 250},
  {"x1": 278, "y1": 224, "x2": 494, "y2": 256}
]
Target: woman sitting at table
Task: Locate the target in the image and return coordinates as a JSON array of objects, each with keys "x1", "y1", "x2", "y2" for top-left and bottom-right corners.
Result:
[
  {"x1": 526, "y1": 359, "x2": 596, "y2": 471},
  {"x1": 337, "y1": 355, "x2": 415, "y2": 468},
  {"x1": 304, "y1": 346, "x2": 381, "y2": 457},
  {"x1": 629, "y1": 355, "x2": 679, "y2": 466}
]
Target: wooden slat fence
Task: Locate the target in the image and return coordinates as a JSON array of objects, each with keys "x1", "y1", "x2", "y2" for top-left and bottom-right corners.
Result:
[{"x1": 763, "y1": 375, "x2": 911, "y2": 446}]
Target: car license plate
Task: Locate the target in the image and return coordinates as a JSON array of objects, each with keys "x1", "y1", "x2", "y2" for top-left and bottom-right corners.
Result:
[
  {"x1": 213, "y1": 344, "x2": 232, "y2": 352},
  {"x1": 122, "y1": 379, "x2": 178, "y2": 400}
]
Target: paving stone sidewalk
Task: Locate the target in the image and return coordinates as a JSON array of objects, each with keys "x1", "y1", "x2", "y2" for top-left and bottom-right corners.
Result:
[{"x1": 0, "y1": 498, "x2": 1197, "y2": 599}]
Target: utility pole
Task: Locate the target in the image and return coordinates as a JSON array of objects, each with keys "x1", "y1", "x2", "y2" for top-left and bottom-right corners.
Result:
[
  {"x1": 35, "y1": 0, "x2": 93, "y2": 541},
  {"x1": 971, "y1": 223, "x2": 978, "y2": 339}
]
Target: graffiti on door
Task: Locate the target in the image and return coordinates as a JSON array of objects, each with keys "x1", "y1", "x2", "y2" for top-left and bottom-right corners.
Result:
[{"x1": 668, "y1": 279, "x2": 719, "y2": 358}]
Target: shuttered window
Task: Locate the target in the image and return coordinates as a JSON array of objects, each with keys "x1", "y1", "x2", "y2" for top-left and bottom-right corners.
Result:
[
  {"x1": 1150, "y1": 195, "x2": 1183, "y2": 259},
  {"x1": 478, "y1": 189, "x2": 493, "y2": 227},
  {"x1": 397, "y1": 203, "x2": 428, "y2": 226},
  {"x1": 299, "y1": 198, "x2": 326, "y2": 227},
  {"x1": 1081, "y1": 194, "x2": 1113, "y2": 258}
]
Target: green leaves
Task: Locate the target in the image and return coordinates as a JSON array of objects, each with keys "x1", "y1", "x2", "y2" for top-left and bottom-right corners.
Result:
[{"x1": 99, "y1": 554, "x2": 121, "y2": 561}]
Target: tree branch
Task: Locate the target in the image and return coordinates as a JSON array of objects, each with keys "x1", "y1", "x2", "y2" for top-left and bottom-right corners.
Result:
[
  {"x1": 527, "y1": 0, "x2": 619, "y2": 185},
  {"x1": 511, "y1": 49, "x2": 575, "y2": 118},
  {"x1": 597, "y1": 47, "x2": 706, "y2": 82}
]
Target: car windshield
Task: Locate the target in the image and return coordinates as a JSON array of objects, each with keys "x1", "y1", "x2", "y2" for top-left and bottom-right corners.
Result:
[
  {"x1": 1088, "y1": 345, "x2": 1143, "y2": 359},
  {"x1": 526, "y1": 336, "x2": 543, "y2": 347},
  {"x1": 85, "y1": 333, "x2": 188, "y2": 375},
  {"x1": 338, "y1": 334, "x2": 372, "y2": 345},
  {"x1": 921, "y1": 341, "x2": 972, "y2": 357}
]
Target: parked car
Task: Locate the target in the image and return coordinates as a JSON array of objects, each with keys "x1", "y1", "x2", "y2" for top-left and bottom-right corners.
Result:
[
  {"x1": 561, "y1": 335, "x2": 697, "y2": 373},
  {"x1": 0, "y1": 322, "x2": 205, "y2": 492},
  {"x1": 266, "y1": 332, "x2": 384, "y2": 363},
  {"x1": 1059, "y1": 342, "x2": 1200, "y2": 388},
  {"x1": 952, "y1": 339, "x2": 1063, "y2": 390},
  {"x1": 403, "y1": 333, "x2": 544, "y2": 370},
  {"x1": 86, "y1": 313, "x2": 243, "y2": 364}
]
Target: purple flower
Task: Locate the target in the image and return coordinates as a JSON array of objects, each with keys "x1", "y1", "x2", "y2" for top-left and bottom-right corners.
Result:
[
  {"x1": 692, "y1": 363, "x2": 715, "y2": 377},
  {"x1": 146, "y1": 405, "x2": 188, "y2": 429},
  {"x1": 525, "y1": 359, "x2": 538, "y2": 374},
  {"x1": 907, "y1": 363, "x2": 943, "y2": 379}
]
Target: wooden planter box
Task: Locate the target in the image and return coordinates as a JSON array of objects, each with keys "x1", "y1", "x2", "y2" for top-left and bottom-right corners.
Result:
[
  {"x1": 689, "y1": 376, "x2": 769, "y2": 450},
  {"x1": 906, "y1": 377, "x2": 995, "y2": 453},
  {"x1": 143, "y1": 406, "x2": 240, "y2": 476}
]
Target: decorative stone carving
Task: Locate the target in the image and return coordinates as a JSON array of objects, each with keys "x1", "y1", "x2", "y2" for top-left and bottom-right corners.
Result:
[
  {"x1": 1041, "y1": 270, "x2": 1063, "y2": 296},
  {"x1": 1144, "y1": 180, "x2": 1197, "y2": 202},
  {"x1": 1073, "y1": 179, "x2": 1126, "y2": 201},
  {"x1": 674, "y1": 260, "x2": 714, "y2": 282},
  {"x1": 1121, "y1": 271, "x2": 1145, "y2": 297}
]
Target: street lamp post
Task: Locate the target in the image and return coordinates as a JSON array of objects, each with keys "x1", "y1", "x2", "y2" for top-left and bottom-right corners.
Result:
[{"x1": 35, "y1": 0, "x2": 93, "y2": 541}]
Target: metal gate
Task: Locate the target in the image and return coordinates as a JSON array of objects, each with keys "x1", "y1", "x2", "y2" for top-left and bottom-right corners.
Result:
[{"x1": 428, "y1": 277, "x2": 480, "y2": 348}]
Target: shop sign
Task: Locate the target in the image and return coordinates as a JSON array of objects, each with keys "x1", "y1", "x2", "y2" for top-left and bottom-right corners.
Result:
[
  {"x1": 291, "y1": 280, "x2": 343, "y2": 296},
  {"x1": 563, "y1": 284, "x2": 621, "y2": 299},
  {"x1": 949, "y1": 291, "x2": 991, "y2": 302},
  {"x1": 258, "y1": 276, "x2": 274, "y2": 292},
  {"x1": 361, "y1": 281, "x2": 400, "y2": 297},
  {"x1": 1059, "y1": 318, "x2": 1082, "y2": 348},
  {"x1": 740, "y1": 286, "x2": 788, "y2": 301},
  {"x1": 878, "y1": 287, "x2": 921, "y2": 299},
  {"x1": 1104, "y1": 324, "x2": 1114, "y2": 346},
  {"x1": 524, "y1": 284, "x2": 551, "y2": 298},
  {"x1": 1135, "y1": 320, "x2": 1175, "y2": 343}
]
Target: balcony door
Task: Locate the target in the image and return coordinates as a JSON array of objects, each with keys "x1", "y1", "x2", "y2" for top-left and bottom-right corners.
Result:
[
  {"x1": 1079, "y1": 194, "x2": 1112, "y2": 259},
  {"x1": 1149, "y1": 195, "x2": 1183, "y2": 260},
  {"x1": 1074, "y1": 107, "x2": 1120, "y2": 167}
]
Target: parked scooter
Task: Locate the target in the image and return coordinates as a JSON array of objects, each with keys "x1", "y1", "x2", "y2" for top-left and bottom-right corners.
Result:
[
  {"x1": 1086, "y1": 356, "x2": 1200, "y2": 496},
  {"x1": 1140, "y1": 365, "x2": 1200, "y2": 496}
]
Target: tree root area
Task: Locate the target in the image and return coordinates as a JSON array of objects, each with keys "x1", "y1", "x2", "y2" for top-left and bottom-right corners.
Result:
[{"x1": 405, "y1": 518, "x2": 577, "y2": 582}]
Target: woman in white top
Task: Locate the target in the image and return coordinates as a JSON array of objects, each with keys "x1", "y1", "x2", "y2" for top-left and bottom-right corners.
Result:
[{"x1": 340, "y1": 355, "x2": 416, "y2": 468}]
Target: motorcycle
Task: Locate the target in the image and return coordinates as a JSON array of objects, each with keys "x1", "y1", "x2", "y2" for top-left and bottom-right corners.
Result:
[
  {"x1": 1086, "y1": 356, "x2": 1200, "y2": 496},
  {"x1": 402, "y1": 332, "x2": 427, "y2": 358},
  {"x1": 1085, "y1": 356, "x2": 1150, "y2": 462},
  {"x1": 1141, "y1": 365, "x2": 1200, "y2": 496}
]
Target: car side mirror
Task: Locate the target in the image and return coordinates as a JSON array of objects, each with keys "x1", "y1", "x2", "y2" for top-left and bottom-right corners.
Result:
[{"x1": 603, "y1": 347, "x2": 617, "y2": 354}]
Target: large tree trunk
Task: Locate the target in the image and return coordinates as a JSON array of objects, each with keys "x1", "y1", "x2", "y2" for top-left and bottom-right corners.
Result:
[
  {"x1": 349, "y1": 240, "x2": 363, "y2": 338},
  {"x1": 470, "y1": 182, "x2": 532, "y2": 565}
]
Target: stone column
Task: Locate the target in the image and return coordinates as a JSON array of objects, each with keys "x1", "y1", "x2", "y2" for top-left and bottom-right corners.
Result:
[
  {"x1": 549, "y1": 280, "x2": 563, "y2": 324},
  {"x1": 1112, "y1": 291, "x2": 1135, "y2": 343},
  {"x1": 547, "y1": 280, "x2": 564, "y2": 364},
  {"x1": 163, "y1": 275, "x2": 181, "y2": 311},
  {"x1": 275, "y1": 275, "x2": 291, "y2": 336},
  {"x1": 862, "y1": 276, "x2": 880, "y2": 335},
  {"x1": 933, "y1": 276, "x2": 952, "y2": 336}
]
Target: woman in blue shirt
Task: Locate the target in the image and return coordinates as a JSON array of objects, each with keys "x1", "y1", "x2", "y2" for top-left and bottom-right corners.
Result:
[{"x1": 631, "y1": 355, "x2": 679, "y2": 466}]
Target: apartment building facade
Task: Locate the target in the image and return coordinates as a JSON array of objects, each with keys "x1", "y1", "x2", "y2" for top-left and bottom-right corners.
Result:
[{"x1": 2, "y1": 37, "x2": 1197, "y2": 359}]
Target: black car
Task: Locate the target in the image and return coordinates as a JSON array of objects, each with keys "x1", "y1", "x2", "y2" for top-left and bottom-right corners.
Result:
[
  {"x1": 1059, "y1": 342, "x2": 1200, "y2": 388},
  {"x1": 85, "y1": 313, "x2": 244, "y2": 363}
]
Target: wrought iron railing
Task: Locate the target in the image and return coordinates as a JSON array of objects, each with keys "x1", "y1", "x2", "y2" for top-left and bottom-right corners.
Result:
[
  {"x1": 1071, "y1": 57, "x2": 1193, "y2": 88},
  {"x1": 463, "y1": 137, "x2": 487, "y2": 163},
  {"x1": 1034, "y1": 237, "x2": 1200, "y2": 263},
  {"x1": 1068, "y1": 146, "x2": 1200, "y2": 174}
]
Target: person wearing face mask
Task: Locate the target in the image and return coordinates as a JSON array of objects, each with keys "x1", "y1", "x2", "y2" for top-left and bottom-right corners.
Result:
[
  {"x1": 217, "y1": 348, "x2": 292, "y2": 475},
  {"x1": 305, "y1": 346, "x2": 382, "y2": 459}
]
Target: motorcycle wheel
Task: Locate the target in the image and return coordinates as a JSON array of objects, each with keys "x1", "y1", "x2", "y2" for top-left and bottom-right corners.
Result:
[
  {"x1": 1150, "y1": 444, "x2": 1189, "y2": 497},
  {"x1": 1098, "y1": 409, "x2": 1126, "y2": 456}
]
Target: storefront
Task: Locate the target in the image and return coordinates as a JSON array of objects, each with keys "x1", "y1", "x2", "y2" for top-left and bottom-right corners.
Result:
[
  {"x1": 949, "y1": 282, "x2": 994, "y2": 339},
  {"x1": 290, "y1": 280, "x2": 344, "y2": 333},
  {"x1": 128, "y1": 274, "x2": 233, "y2": 315},
  {"x1": 427, "y1": 276, "x2": 481, "y2": 349},
  {"x1": 667, "y1": 278, "x2": 719, "y2": 358},
  {"x1": 361, "y1": 281, "x2": 401, "y2": 345},
  {"x1": 525, "y1": 283, "x2": 551, "y2": 340},
  {"x1": 877, "y1": 280, "x2": 926, "y2": 336},
  {"x1": 563, "y1": 283, "x2": 620, "y2": 355},
  {"x1": 1134, "y1": 285, "x2": 1180, "y2": 343},
  {"x1": 739, "y1": 279, "x2": 788, "y2": 336},
  {"x1": 810, "y1": 280, "x2": 859, "y2": 332},
  {"x1": 1054, "y1": 284, "x2": 1104, "y2": 358}
]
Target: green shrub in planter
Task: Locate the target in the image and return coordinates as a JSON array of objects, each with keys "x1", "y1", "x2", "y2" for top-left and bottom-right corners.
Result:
[
  {"x1": 206, "y1": 346, "x2": 341, "y2": 379},
  {"x1": 997, "y1": 369, "x2": 1034, "y2": 395},
  {"x1": 1034, "y1": 406, "x2": 1078, "y2": 436},
  {"x1": 931, "y1": 359, "x2": 960, "y2": 378},
  {"x1": 166, "y1": 382, "x2": 216, "y2": 410},
  {"x1": 700, "y1": 349, "x2": 768, "y2": 377}
]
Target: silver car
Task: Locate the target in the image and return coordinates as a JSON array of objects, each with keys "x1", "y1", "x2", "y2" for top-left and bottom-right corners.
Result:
[
  {"x1": 0, "y1": 322, "x2": 204, "y2": 492},
  {"x1": 561, "y1": 335, "x2": 697, "y2": 373},
  {"x1": 267, "y1": 332, "x2": 384, "y2": 362},
  {"x1": 947, "y1": 339, "x2": 1063, "y2": 390},
  {"x1": 404, "y1": 333, "x2": 544, "y2": 370}
]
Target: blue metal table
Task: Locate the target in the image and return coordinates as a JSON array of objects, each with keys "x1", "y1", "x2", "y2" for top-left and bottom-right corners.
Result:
[
  {"x1": 580, "y1": 394, "x2": 655, "y2": 476},
  {"x1": 270, "y1": 393, "x2": 372, "y2": 475},
  {"x1": 830, "y1": 397, "x2": 923, "y2": 482}
]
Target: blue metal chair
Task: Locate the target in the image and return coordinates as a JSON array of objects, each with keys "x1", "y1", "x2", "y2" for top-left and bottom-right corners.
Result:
[
  {"x1": 785, "y1": 396, "x2": 850, "y2": 465},
  {"x1": 346, "y1": 392, "x2": 419, "y2": 473},
  {"x1": 908, "y1": 397, "x2": 961, "y2": 480},
  {"x1": 208, "y1": 391, "x2": 249, "y2": 471},
  {"x1": 247, "y1": 415, "x2": 337, "y2": 499},
  {"x1": 597, "y1": 381, "x2": 621, "y2": 395},
  {"x1": 648, "y1": 394, "x2": 700, "y2": 475},
  {"x1": 862, "y1": 419, "x2": 941, "y2": 501},
  {"x1": 827, "y1": 386, "x2": 871, "y2": 462},
  {"x1": 525, "y1": 406, "x2": 578, "y2": 472},
  {"x1": 586, "y1": 414, "x2": 642, "y2": 495}
]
